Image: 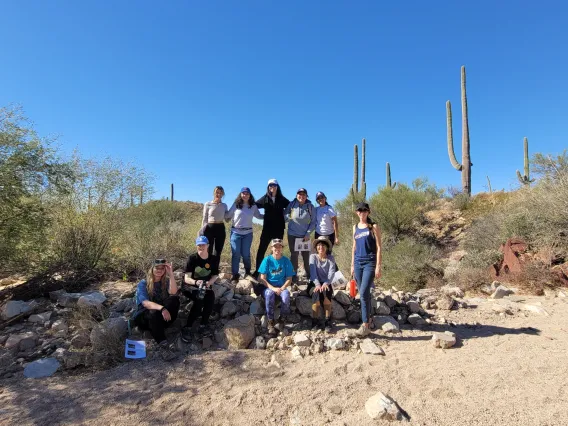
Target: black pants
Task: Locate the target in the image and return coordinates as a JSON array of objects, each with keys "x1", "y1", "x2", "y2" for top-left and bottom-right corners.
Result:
[
  {"x1": 204, "y1": 223, "x2": 226, "y2": 260},
  {"x1": 315, "y1": 232, "x2": 336, "y2": 252},
  {"x1": 307, "y1": 281, "x2": 333, "y2": 304},
  {"x1": 135, "y1": 296, "x2": 180, "y2": 343},
  {"x1": 183, "y1": 287, "x2": 215, "y2": 327},
  {"x1": 254, "y1": 228, "x2": 284, "y2": 272}
]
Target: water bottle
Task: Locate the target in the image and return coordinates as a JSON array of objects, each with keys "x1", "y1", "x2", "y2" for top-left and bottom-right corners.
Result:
[{"x1": 349, "y1": 278, "x2": 357, "y2": 298}]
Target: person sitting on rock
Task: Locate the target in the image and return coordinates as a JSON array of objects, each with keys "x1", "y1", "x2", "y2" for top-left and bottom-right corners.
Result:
[
  {"x1": 181, "y1": 235, "x2": 219, "y2": 343},
  {"x1": 133, "y1": 259, "x2": 180, "y2": 360},
  {"x1": 258, "y1": 238, "x2": 295, "y2": 336},
  {"x1": 308, "y1": 236, "x2": 336, "y2": 332}
]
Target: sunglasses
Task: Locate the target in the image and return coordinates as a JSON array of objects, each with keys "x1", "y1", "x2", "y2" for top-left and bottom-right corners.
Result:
[
  {"x1": 268, "y1": 183, "x2": 277, "y2": 187},
  {"x1": 154, "y1": 259, "x2": 166, "y2": 265}
]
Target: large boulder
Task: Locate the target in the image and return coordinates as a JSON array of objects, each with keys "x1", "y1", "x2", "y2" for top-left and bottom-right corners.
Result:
[
  {"x1": 1, "y1": 300, "x2": 35, "y2": 320},
  {"x1": 28, "y1": 312, "x2": 52, "y2": 324},
  {"x1": 90, "y1": 317, "x2": 128, "y2": 350},
  {"x1": 249, "y1": 300, "x2": 265, "y2": 316},
  {"x1": 333, "y1": 290, "x2": 351, "y2": 306},
  {"x1": 331, "y1": 300, "x2": 346, "y2": 320},
  {"x1": 375, "y1": 301, "x2": 391, "y2": 315},
  {"x1": 235, "y1": 280, "x2": 253, "y2": 295},
  {"x1": 24, "y1": 358, "x2": 60, "y2": 379},
  {"x1": 221, "y1": 301, "x2": 238, "y2": 317},
  {"x1": 224, "y1": 314, "x2": 255, "y2": 349},
  {"x1": 5, "y1": 331, "x2": 38, "y2": 351},
  {"x1": 294, "y1": 296, "x2": 313, "y2": 316},
  {"x1": 372, "y1": 315, "x2": 400, "y2": 332},
  {"x1": 77, "y1": 291, "x2": 107, "y2": 308},
  {"x1": 57, "y1": 292, "x2": 82, "y2": 308}
]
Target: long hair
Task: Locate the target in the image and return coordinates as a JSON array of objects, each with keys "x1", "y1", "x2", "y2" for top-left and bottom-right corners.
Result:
[
  {"x1": 235, "y1": 192, "x2": 256, "y2": 209},
  {"x1": 366, "y1": 214, "x2": 376, "y2": 230},
  {"x1": 212, "y1": 186, "x2": 225, "y2": 200},
  {"x1": 267, "y1": 183, "x2": 284, "y2": 199},
  {"x1": 145, "y1": 266, "x2": 169, "y2": 302}
]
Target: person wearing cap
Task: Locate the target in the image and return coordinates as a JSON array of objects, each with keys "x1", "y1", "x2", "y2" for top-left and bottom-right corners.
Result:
[
  {"x1": 180, "y1": 236, "x2": 219, "y2": 343},
  {"x1": 133, "y1": 259, "x2": 180, "y2": 360},
  {"x1": 308, "y1": 236, "x2": 336, "y2": 331},
  {"x1": 258, "y1": 239, "x2": 295, "y2": 336},
  {"x1": 314, "y1": 191, "x2": 340, "y2": 252},
  {"x1": 284, "y1": 188, "x2": 316, "y2": 284},
  {"x1": 351, "y1": 202, "x2": 382, "y2": 337},
  {"x1": 225, "y1": 187, "x2": 264, "y2": 284},
  {"x1": 200, "y1": 186, "x2": 229, "y2": 262},
  {"x1": 253, "y1": 179, "x2": 290, "y2": 279}
]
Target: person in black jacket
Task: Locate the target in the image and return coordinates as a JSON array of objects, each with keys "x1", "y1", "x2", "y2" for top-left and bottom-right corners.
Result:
[{"x1": 253, "y1": 179, "x2": 290, "y2": 280}]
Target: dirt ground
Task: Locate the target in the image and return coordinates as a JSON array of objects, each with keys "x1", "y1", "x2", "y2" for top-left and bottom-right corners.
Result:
[{"x1": 1, "y1": 294, "x2": 567, "y2": 426}]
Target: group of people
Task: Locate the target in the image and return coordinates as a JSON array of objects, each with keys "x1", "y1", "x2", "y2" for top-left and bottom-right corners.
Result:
[{"x1": 133, "y1": 179, "x2": 382, "y2": 360}]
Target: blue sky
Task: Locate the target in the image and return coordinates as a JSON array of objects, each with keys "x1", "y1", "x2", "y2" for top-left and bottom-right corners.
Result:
[{"x1": 1, "y1": 1, "x2": 567, "y2": 205}]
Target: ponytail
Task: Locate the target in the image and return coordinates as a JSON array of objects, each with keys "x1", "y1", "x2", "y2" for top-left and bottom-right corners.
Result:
[{"x1": 366, "y1": 215, "x2": 376, "y2": 230}]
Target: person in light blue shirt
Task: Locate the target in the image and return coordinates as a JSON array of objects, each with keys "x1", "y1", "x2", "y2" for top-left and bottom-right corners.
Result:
[
  {"x1": 258, "y1": 239, "x2": 295, "y2": 336},
  {"x1": 284, "y1": 188, "x2": 316, "y2": 283}
]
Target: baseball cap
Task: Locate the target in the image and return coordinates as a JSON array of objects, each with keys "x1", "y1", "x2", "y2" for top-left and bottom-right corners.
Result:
[
  {"x1": 195, "y1": 235, "x2": 209, "y2": 245},
  {"x1": 316, "y1": 191, "x2": 326, "y2": 199},
  {"x1": 267, "y1": 179, "x2": 278, "y2": 186},
  {"x1": 270, "y1": 238, "x2": 284, "y2": 247},
  {"x1": 297, "y1": 188, "x2": 308, "y2": 195},
  {"x1": 356, "y1": 202, "x2": 370, "y2": 212},
  {"x1": 240, "y1": 187, "x2": 251, "y2": 193}
]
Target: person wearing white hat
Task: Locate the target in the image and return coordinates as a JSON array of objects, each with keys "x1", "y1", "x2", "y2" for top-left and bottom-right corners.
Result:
[{"x1": 253, "y1": 179, "x2": 290, "y2": 279}]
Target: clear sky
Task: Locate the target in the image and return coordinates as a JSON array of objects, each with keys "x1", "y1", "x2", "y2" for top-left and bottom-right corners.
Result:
[{"x1": 1, "y1": 1, "x2": 567, "y2": 205}]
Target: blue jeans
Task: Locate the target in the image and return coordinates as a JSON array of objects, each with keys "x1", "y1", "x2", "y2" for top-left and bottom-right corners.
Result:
[
  {"x1": 230, "y1": 232, "x2": 253, "y2": 275},
  {"x1": 264, "y1": 288, "x2": 291, "y2": 320},
  {"x1": 354, "y1": 257, "x2": 376, "y2": 323}
]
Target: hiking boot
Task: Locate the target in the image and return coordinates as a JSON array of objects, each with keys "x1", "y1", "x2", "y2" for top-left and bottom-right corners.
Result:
[
  {"x1": 158, "y1": 340, "x2": 178, "y2": 361},
  {"x1": 198, "y1": 324, "x2": 213, "y2": 338},
  {"x1": 324, "y1": 319, "x2": 332, "y2": 333},
  {"x1": 356, "y1": 323, "x2": 371, "y2": 337},
  {"x1": 181, "y1": 326, "x2": 193, "y2": 343},
  {"x1": 267, "y1": 320, "x2": 277, "y2": 336},
  {"x1": 231, "y1": 274, "x2": 240, "y2": 284}
]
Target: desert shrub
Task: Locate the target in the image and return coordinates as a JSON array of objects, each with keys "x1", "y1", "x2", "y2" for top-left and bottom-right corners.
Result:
[
  {"x1": 380, "y1": 238, "x2": 441, "y2": 292},
  {"x1": 452, "y1": 192, "x2": 471, "y2": 211},
  {"x1": 449, "y1": 266, "x2": 492, "y2": 293}
]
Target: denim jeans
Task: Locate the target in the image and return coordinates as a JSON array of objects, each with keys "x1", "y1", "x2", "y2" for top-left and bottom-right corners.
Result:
[
  {"x1": 264, "y1": 287, "x2": 291, "y2": 320},
  {"x1": 354, "y1": 257, "x2": 376, "y2": 323},
  {"x1": 230, "y1": 232, "x2": 253, "y2": 275}
]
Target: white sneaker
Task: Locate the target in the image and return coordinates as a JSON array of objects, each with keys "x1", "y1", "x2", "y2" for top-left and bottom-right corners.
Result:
[{"x1": 356, "y1": 324, "x2": 371, "y2": 337}]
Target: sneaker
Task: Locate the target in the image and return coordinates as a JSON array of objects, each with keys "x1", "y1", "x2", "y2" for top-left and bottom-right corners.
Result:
[
  {"x1": 324, "y1": 319, "x2": 332, "y2": 333},
  {"x1": 181, "y1": 326, "x2": 193, "y2": 343},
  {"x1": 198, "y1": 324, "x2": 213, "y2": 338},
  {"x1": 231, "y1": 274, "x2": 240, "y2": 284},
  {"x1": 267, "y1": 320, "x2": 277, "y2": 336},
  {"x1": 356, "y1": 323, "x2": 371, "y2": 337},
  {"x1": 158, "y1": 340, "x2": 178, "y2": 361}
]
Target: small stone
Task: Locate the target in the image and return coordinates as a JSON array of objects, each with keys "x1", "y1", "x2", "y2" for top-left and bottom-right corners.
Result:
[
  {"x1": 249, "y1": 300, "x2": 265, "y2": 316},
  {"x1": 235, "y1": 280, "x2": 253, "y2": 295},
  {"x1": 5, "y1": 332, "x2": 38, "y2": 351},
  {"x1": 441, "y1": 286, "x2": 464, "y2": 298},
  {"x1": 325, "y1": 338, "x2": 345, "y2": 350},
  {"x1": 432, "y1": 331, "x2": 457, "y2": 349},
  {"x1": 201, "y1": 337, "x2": 213, "y2": 349},
  {"x1": 1, "y1": 300, "x2": 34, "y2": 320},
  {"x1": 56, "y1": 292, "x2": 82, "y2": 308},
  {"x1": 293, "y1": 333, "x2": 311, "y2": 347},
  {"x1": 359, "y1": 339, "x2": 385, "y2": 355},
  {"x1": 406, "y1": 301, "x2": 422, "y2": 314},
  {"x1": 490, "y1": 285, "x2": 513, "y2": 299},
  {"x1": 383, "y1": 295, "x2": 397, "y2": 308},
  {"x1": 372, "y1": 315, "x2": 400, "y2": 332},
  {"x1": 221, "y1": 301, "x2": 238, "y2": 317},
  {"x1": 333, "y1": 290, "x2": 351, "y2": 306},
  {"x1": 408, "y1": 314, "x2": 427, "y2": 326},
  {"x1": 365, "y1": 392, "x2": 406, "y2": 421},
  {"x1": 492, "y1": 304, "x2": 512, "y2": 315},
  {"x1": 51, "y1": 320, "x2": 68, "y2": 333},
  {"x1": 522, "y1": 304, "x2": 550, "y2": 316},
  {"x1": 329, "y1": 405, "x2": 342, "y2": 415},
  {"x1": 266, "y1": 338, "x2": 278, "y2": 350},
  {"x1": 23, "y1": 358, "x2": 60, "y2": 378},
  {"x1": 435, "y1": 295, "x2": 456, "y2": 310},
  {"x1": 254, "y1": 336, "x2": 266, "y2": 350},
  {"x1": 28, "y1": 312, "x2": 52, "y2": 324},
  {"x1": 374, "y1": 301, "x2": 391, "y2": 315},
  {"x1": 291, "y1": 346, "x2": 303, "y2": 360}
]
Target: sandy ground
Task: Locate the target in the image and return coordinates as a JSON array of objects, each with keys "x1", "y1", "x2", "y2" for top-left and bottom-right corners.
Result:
[{"x1": 1, "y1": 294, "x2": 567, "y2": 426}]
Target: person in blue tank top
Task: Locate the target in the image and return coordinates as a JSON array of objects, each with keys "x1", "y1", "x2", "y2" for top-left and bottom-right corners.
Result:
[{"x1": 351, "y1": 202, "x2": 382, "y2": 337}]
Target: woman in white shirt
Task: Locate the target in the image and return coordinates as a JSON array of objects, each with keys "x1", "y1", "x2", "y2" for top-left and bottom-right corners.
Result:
[{"x1": 314, "y1": 191, "x2": 339, "y2": 252}]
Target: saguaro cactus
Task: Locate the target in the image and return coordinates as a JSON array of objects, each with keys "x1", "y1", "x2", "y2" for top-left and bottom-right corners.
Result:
[
  {"x1": 350, "y1": 138, "x2": 367, "y2": 201},
  {"x1": 446, "y1": 65, "x2": 472, "y2": 196},
  {"x1": 386, "y1": 162, "x2": 397, "y2": 188},
  {"x1": 516, "y1": 137, "x2": 534, "y2": 185}
]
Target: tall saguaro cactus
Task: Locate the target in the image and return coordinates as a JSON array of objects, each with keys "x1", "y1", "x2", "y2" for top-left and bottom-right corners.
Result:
[
  {"x1": 350, "y1": 138, "x2": 367, "y2": 201},
  {"x1": 446, "y1": 65, "x2": 472, "y2": 196},
  {"x1": 386, "y1": 162, "x2": 397, "y2": 188},
  {"x1": 516, "y1": 137, "x2": 534, "y2": 185}
]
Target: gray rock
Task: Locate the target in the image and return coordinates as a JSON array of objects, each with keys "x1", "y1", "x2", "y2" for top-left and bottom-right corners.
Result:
[
  {"x1": 365, "y1": 392, "x2": 406, "y2": 421},
  {"x1": 286, "y1": 312, "x2": 302, "y2": 323},
  {"x1": 441, "y1": 286, "x2": 464, "y2": 298},
  {"x1": 408, "y1": 314, "x2": 427, "y2": 326},
  {"x1": 522, "y1": 304, "x2": 550, "y2": 316},
  {"x1": 1, "y1": 300, "x2": 34, "y2": 320},
  {"x1": 77, "y1": 291, "x2": 107, "y2": 308},
  {"x1": 234, "y1": 280, "x2": 253, "y2": 295},
  {"x1": 90, "y1": 317, "x2": 128, "y2": 350},
  {"x1": 112, "y1": 298, "x2": 134, "y2": 313},
  {"x1": 333, "y1": 290, "x2": 351, "y2": 306},
  {"x1": 432, "y1": 331, "x2": 457, "y2": 349},
  {"x1": 220, "y1": 289, "x2": 235, "y2": 304},
  {"x1": 49, "y1": 289, "x2": 66, "y2": 302},
  {"x1": 375, "y1": 301, "x2": 391, "y2": 315},
  {"x1": 224, "y1": 314, "x2": 255, "y2": 349},
  {"x1": 435, "y1": 295, "x2": 456, "y2": 310},
  {"x1": 359, "y1": 339, "x2": 385, "y2": 355},
  {"x1": 57, "y1": 292, "x2": 82, "y2": 308},
  {"x1": 383, "y1": 295, "x2": 397, "y2": 308},
  {"x1": 331, "y1": 300, "x2": 346, "y2": 320},
  {"x1": 346, "y1": 310, "x2": 361, "y2": 324},
  {"x1": 372, "y1": 315, "x2": 400, "y2": 332},
  {"x1": 28, "y1": 312, "x2": 52, "y2": 324},
  {"x1": 293, "y1": 333, "x2": 311, "y2": 347},
  {"x1": 5, "y1": 331, "x2": 38, "y2": 351},
  {"x1": 201, "y1": 337, "x2": 213, "y2": 349},
  {"x1": 23, "y1": 358, "x2": 60, "y2": 378},
  {"x1": 249, "y1": 300, "x2": 265, "y2": 316},
  {"x1": 221, "y1": 301, "x2": 238, "y2": 317},
  {"x1": 491, "y1": 285, "x2": 513, "y2": 299},
  {"x1": 406, "y1": 301, "x2": 422, "y2": 314},
  {"x1": 260, "y1": 315, "x2": 268, "y2": 329},
  {"x1": 212, "y1": 283, "x2": 228, "y2": 299},
  {"x1": 51, "y1": 320, "x2": 68, "y2": 333},
  {"x1": 295, "y1": 296, "x2": 312, "y2": 316},
  {"x1": 325, "y1": 338, "x2": 345, "y2": 350}
]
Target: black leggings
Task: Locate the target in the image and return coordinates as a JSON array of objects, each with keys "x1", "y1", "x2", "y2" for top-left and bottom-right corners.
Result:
[
  {"x1": 255, "y1": 229, "x2": 284, "y2": 272},
  {"x1": 135, "y1": 296, "x2": 180, "y2": 343},
  {"x1": 307, "y1": 281, "x2": 333, "y2": 304},
  {"x1": 204, "y1": 223, "x2": 226, "y2": 260},
  {"x1": 183, "y1": 287, "x2": 215, "y2": 327}
]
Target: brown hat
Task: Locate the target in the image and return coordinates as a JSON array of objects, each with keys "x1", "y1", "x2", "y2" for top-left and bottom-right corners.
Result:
[{"x1": 312, "y1": 236, "x2": 332, "y2": 252}]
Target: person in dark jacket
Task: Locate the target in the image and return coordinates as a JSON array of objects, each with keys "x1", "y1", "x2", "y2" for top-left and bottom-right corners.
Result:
[{"x1": 253, "y1": 179, "x2": 290, "y2": 279}]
